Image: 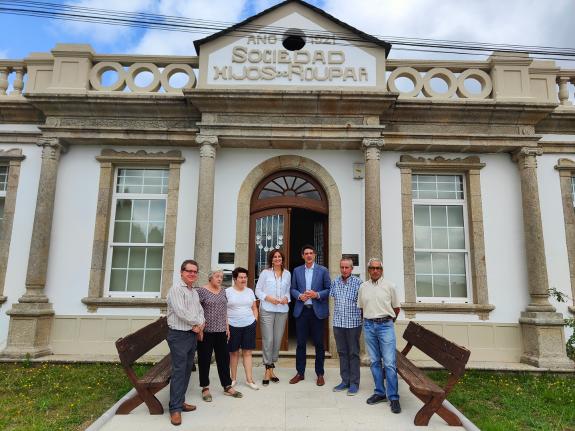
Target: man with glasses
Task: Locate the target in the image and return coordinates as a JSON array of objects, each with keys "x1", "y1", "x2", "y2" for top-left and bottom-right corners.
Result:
[
  {"x1": 357, "y1": 258, "x2": 401, "y2": 414},
  {"x1": 166, "y1": 259, "x2": 205, "y2": 426}
]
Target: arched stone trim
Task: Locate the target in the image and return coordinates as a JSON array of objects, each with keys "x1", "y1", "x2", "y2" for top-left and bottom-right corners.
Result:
[
  {"x1": 234, "y1": 155, "x2": 342, "y2": 281},
  {"x1": 234, "y1": 155, "x2": 342, "y2": 357}
]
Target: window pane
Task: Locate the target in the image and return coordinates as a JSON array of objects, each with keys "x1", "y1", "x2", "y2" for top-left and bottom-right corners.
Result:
[
  {"x1": 109, "y1": 269, "x2": 126, "y2": 291},
  {"x1": 433, "y1": 275, "x2": 450, "y2": 297},
  {"x1": 299, "y1": 191, "x2": 321, "y2": 200},
  {"x1": 130, "y1": 222, "x2": 147, "y2": 243},
  {"x1": 132, "y1": 200, "x2": 149, "y2": 221},
  {"x1": 415, "y1": 252, "x2": 432, "y2": 274},
  {"x1": 431, "y1": 227, "x2": 448, "y2": 249},
  {"x1": 129, "y1": 247, "x2": 146, "y2": 268},
  {"x1": 418, "y1": 190, "x2": 437, "y2": 199},
  {"x1": 0, "y1": 197, "x2": 4, "y2": 221},
  {"x1": 414, "y1": 205, "x2": 430, "y2": 226},
  {"x1": 113, "y1": 221, "x2": 130, "y2": 242},
  {"x1": 111, "y1": 247, "x2": 129, "y2": 268},
  {"x1": 413, "y1": 174, "x2": 464, "y2": 200},
  {"x1": 451, "y1": 275, "x2": 467, "y2": 297},
  {"x1": 448, "y1": 228, "x2": 465, "y2": 249},
  {"x1": 438, "y1": 191, "x2": 458, "y2": 199},
  {"x1": 0, "y1": 166, "x2": 8, "y2": 192},
  {"x1": 148, "y1": 222, "x2": 164, "y2": 243},
  {"x1": 144, "y1": 270, "x2": 161, "y2": 292},
  {"x1": 149, "y1": 200, "x2": 166, "y2": 221},
  {"x1": 430, "y1": 206, "x2": 447, "y2": 227},
  {"x1": 259, "y1": 189, "x2": 282, "y2": 198},
  {"x1": 127, "y1": 270, "x2": 144, "y2": 292},
  {"x1": 147, "y1": 247, "x2": 163, "y2": 269},
  {"x1": 447, "y1": 206, "x2": 464, "y2": 227},
  {"x1": 416, "y1": 275, "x2": 433, "y2": 297},
  {"x1": 432, "y1": 253, "x2": 449, "y2": 274},
  {"x1": 415, "y1": 226, "x2": 431, "y2": 248},
  {"x1": 449, "y1": 253, "x2": 466, "y2": 275},
  {"x1": 115, "y1": 200, "x2": 132, "y2": 221}
]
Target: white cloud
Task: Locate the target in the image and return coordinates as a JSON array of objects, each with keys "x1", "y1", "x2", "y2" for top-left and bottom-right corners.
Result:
[
  {"x1": 61, "y1": 0, "x2": 155, "y2": 44},
  {"x1": 322, "y1": 0, "x2": 575, "y2": 63},
  {"x1": 129, "y1": 0, "x2": 249, "y2": 55}
]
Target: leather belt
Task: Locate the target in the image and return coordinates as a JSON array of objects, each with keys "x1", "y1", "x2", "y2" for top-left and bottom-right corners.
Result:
[
  {"x1": 366, "y1": 316, "x2": 392, "y2": 323},
  {"x1": 304, "y1": 304, "x2": 313, "y2": 309}
]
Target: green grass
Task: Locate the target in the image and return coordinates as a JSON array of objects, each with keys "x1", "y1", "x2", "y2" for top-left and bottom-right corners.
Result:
[
  {"x1": 0, "y1": 362, "x2": 151, "y2": 431},
  {"x1": 429, "y1": 370, "x2": 575, "y2": 431},
  {"x1": 0, "y1": 364, "x2": 573, "y2": 430}
]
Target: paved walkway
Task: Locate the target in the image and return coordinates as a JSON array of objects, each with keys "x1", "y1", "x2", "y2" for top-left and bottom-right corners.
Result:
[{"x1": 98, "y1": 363, "x2": 469, "y2": 431}]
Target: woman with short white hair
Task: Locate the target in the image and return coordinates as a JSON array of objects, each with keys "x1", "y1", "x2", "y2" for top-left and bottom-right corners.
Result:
[{"x1": 197, "y1": 268, "x2": 242, "y2": 401}]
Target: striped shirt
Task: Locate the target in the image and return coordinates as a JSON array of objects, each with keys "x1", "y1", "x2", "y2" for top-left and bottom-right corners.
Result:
[
  {"x1": 167, "y1": 280, "x2": 205, "y2": 331},
  {"x1": 329, "y1": 275, "x2": 363, "y2": 328},
  {"x1": 197, "y1": 287, "x2": 228, "y2": 333}
]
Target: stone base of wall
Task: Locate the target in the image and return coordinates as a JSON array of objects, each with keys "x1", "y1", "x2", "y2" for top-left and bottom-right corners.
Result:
[{"x1": 50, "y1": 315, "x2": 523, "y2": 363}]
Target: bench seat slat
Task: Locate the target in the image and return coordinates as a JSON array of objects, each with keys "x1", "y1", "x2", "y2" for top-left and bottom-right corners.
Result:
[
  {"x1": 397, "y1": 351, "x2": 444, "y2": 396},
  {"x1": 138, "y1": 355, "x2": 172, "y2": 387}
]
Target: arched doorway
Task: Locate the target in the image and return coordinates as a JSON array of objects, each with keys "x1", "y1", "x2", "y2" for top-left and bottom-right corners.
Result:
[{"x1": 249, "y1": 170, "x2": 329, "y2": 351}]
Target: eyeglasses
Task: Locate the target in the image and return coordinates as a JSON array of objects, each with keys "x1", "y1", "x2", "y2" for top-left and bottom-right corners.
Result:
[
  {"x1": 182, "y1": 269, "x2": 198, "y2": 274},
  {"x1": 368, "y1": 266, "x2": 383, "y2": 270}
]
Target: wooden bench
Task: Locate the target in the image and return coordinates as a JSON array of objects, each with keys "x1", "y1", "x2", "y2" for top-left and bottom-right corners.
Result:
[
  {"x1": 115, "y1": 316, "x2": 171, "y2": 415},
  {"x1": 396, "y1": 321, "x2": 470, "y2": 426}
]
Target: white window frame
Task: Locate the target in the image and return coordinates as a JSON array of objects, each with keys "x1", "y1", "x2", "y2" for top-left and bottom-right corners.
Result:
[
  {"x1": 104, "y1": 166, "x2": 168, "y2": 298},
  {"x1": 412, "y1": 172, "x2": 472, "y2": 303}
]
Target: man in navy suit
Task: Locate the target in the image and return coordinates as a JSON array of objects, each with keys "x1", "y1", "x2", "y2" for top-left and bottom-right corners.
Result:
[{"x1": 289, "y1": 244, "x2": 331, "y2": 386}]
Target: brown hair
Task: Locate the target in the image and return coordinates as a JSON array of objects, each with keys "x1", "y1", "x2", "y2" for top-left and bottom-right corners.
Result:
[
  {"x1": 180, "y1": 259, "x2": 199, "y2": 272},
  {"x1": 267, "y1": 248, "x2": 286, "y2": 270}
]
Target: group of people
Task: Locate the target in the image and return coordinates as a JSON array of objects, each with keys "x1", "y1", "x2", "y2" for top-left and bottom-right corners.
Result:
[{"x1": 165, "y1": 245, "x2": 401, "y2": 426}]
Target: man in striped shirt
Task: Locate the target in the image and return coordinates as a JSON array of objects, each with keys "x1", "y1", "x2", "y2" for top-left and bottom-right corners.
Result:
[
  {"x1": 166, "y1": 259, "x2": 205, "y2": 426},
  {"x1": 329, "y1": 256, "x2": 363, "y2": 396}
]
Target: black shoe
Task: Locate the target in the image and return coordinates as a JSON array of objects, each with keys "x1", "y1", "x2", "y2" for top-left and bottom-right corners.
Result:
[
  {"x1": 390, "y1": 399, "x2": 401, "y2": 414},
  {"x1": 366, "y1": 393, "x2": 387, "y2": 405}
]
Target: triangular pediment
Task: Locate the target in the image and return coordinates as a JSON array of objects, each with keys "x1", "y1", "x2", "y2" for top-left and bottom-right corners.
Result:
[{"x1": 194, "y1": 0, "x2": 391, "y2": 90}]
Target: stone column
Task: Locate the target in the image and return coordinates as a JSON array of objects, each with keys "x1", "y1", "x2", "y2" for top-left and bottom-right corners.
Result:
[
  {"x1": 194, "y1": 135, "x2": 218, "y2": 285},
  {"x1": 363, "y1": 138, "x2": 384, "y2": 264},
  {"x1": 2, "y1": 137, "x2": 66, "y2": 358},
  {"x1": 514, "y1": 147, "x2": 573, "y2": 369}
]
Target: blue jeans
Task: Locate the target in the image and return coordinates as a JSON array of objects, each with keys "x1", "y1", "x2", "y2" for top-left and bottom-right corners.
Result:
[{"x1": 363, "y1": 319, "x2": 399, "y2": 400}]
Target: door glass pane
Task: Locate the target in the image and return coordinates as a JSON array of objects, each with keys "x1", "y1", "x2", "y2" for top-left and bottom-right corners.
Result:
[{"x1": 255, "y1": 213, "x2": 284, "y2": 279}]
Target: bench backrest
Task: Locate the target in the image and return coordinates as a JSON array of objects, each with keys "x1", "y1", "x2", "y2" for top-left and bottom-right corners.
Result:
[
  {"x1": 115, "y1": 316, "x2": 169, "y2": 367},
  {"x1": 403, "y1": 321, "x2": 470, "y2": 377}
]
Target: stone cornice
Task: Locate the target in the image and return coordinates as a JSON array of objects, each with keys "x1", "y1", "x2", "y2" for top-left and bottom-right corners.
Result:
[
  {"x1": 396, "y1": 155, "x2": 486, "y2": 171},
  {"x1": 96, "y1": 149, "x2": 184, "y2": 164},
  {"x1": 555, "y1": 158, "x2": 575, "y2": 171},
  {"x1": 0, "y1": 148, "x2": 25, "y2": 161},
  {"x1": 81, "y1": 296, "x2": 166, "y2": 311}
]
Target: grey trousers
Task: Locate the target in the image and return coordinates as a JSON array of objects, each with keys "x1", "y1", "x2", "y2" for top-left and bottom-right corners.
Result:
[
  {"x1": 259, "y1": 308, "x2": 288, "y2": 365},
  {"x1": 167, "y1": 328, "x2": 197, "y2": 413},
  {"x1": 333, "y1": 326, "x2": 362, "y2": 387}
]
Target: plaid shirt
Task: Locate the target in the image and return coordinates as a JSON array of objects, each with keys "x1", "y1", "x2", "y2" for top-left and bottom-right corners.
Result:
[{"x1": 329, "y1": 275, "x2": 363, "y2": 328}]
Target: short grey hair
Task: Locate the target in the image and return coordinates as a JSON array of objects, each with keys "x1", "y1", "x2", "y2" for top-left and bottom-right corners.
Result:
[
  {"x1": 367, "y1": 258, "x2": 382, "y2": 267},
  {"x1": 207, "y1": 268, "x2": 224, "y2": 281}
]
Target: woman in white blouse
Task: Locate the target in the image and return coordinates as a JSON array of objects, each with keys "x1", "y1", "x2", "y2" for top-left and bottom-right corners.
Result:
[{"x1": 255, "y1": 248, "x2": 291, "y2": 386}]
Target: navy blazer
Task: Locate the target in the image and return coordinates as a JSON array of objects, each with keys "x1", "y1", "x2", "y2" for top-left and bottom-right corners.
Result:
[{"x1": 290, "y1": 263, "x2": 331, "y2": 319}]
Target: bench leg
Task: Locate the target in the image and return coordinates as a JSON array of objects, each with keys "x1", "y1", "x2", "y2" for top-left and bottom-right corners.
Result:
[
  {"x1": 410, "y1": 390, "x2": 461, "y2": 426},
  {"x1": 116, "y1": 385, "x2": 167, "y2": 415}
]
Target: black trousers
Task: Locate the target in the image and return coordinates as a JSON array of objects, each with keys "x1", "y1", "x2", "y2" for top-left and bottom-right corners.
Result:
[
  {"x1": 167, "y1": 329, "x2": 197, "y2": 413},
  {"x1": 197, "y1": 331, "x2": 232, "y2": 388},
  {"x1": 295, "y1": 306, "x2": 325, "y2": 376}
]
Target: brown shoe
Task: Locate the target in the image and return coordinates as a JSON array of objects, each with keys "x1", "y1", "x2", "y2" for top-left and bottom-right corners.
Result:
[
  {"x1": 316, "y1": 375, "x2": 325, "y2": 386},
  {"x1": 289, "y1": 374, "x2": 304, "y2": 384},
  {"x1": 170, "y1": 411, "x2": 182, "y2": 426},
  {"x1": 182, "y1": 403, "x2": 196, "y2": 412}
]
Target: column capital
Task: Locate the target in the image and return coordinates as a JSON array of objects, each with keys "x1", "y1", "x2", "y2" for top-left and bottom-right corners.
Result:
[
  {"x1": 196, "y1": 134, "x2": 218, "y2": 158},
  {"x1": 37, "y1": 137, "x2": 67, "y2": 160},
  {"x1": 363, "y1": 138, "x2": 384, "y2": 161},
  {"x1": 512, "y1": 147, "x2": 543, "y2": 167}
]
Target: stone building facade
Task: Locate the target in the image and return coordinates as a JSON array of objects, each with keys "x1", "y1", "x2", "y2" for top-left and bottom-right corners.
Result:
[{"x1": 0, "y1": 0, "x2": 573, "y2": 369}]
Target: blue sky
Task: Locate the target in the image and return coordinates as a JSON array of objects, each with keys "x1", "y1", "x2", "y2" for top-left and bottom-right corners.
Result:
[{"x1": 0, "y1": 0, "x2": 574, "y2": 65}]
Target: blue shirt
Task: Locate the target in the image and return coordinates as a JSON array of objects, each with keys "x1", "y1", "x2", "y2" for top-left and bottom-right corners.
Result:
[
  {"x1": 304, "y1": 263, "x2": 314, "y2": 305},
  {"x1": 329, "y1": 275, "x2": 363, "y2": 328}
]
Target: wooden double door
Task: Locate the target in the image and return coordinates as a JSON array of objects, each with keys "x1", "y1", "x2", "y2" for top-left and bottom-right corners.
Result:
[{"x1": 248, "y1": 171, "x2": 329, "y2": 351}]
